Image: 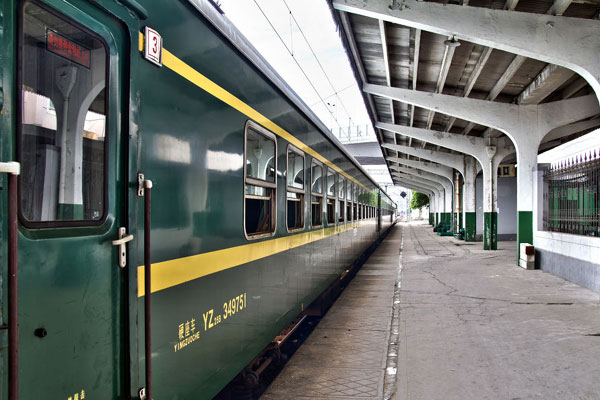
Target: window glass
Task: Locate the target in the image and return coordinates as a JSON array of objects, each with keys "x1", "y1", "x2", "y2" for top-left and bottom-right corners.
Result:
[
  {"x1": 20, "y1": 2, "x2": 107, "y2": 223},
  {"x1": 346, "y1": 201, "x2": 352, "y2": 223},
  {"x1": 327, "y1": 169, "x2": 336, "y2": 197},
  {"x1": 287, "y1": 191, "x2": 303, "y2": 230},
  {"x1": 347, "y1": 182, "x2": 352, "y2": 200},
  {"x1": 327, "y1": 197, "x2": 335, "y2": 225},
  {"x1": 287, "y1": 149, "x2": 304, "y2": 189},
  {"x1": 245, "y1": 185, "x2": 274, "y2": 235},
  {"x1": 311, "y1": 161, "x2": 323, "y2": 194},
  {"x1": 246, "y1": 127, "x2": 275, "y2": 183},
  {"x1": 287, "y1": 147, "x2": 305, "y2": 231},
  {"x1": 245, "y1": 123, "x2": 276, "y2": 237},
  {"x1": 338, "y1": 177, "x2": 345, "y2": 199},
  {"x1": 311, "y1": 195, "x2": 322, "y2": 227}
]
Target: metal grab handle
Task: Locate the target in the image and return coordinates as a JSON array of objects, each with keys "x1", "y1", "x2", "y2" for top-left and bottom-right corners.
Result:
[
  {"x1": 143, "y1": 179, "x2": 153, "y2": 400},
  {"x1": 111, "y1": 234, "x2": 134, "y2": 246}
]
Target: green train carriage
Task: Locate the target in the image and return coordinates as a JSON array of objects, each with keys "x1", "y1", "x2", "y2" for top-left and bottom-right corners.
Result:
[{"x1": 0, "y1": 0, "x2": 397, "y2": 398}]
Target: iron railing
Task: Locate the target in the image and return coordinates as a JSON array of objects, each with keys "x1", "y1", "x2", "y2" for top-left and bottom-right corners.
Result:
[{"x1": 543, "y1": 151, "x2": 599, "y2": 236}]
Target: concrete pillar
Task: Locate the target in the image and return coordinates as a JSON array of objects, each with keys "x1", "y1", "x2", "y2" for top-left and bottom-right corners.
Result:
[
  {"x1": 455, "y1": 171, "x2": 462, "y2": 235},
  {"x1": 382, "y1": 123, "x2": 512, "y2": 248},
  {"x1": 392, "y1": 171, "x2": 446, "y2": 229},
  {"x1": 483, "y1": 146, "x2": 498, "y2": 250},
  {"x1": 369, "y1": 86, "x2": 597, "y2": 255},
  {"x1": 463, "y1": 156, "x2": 478, "y2": 242},
  {"x1": 390, "y1": 166, "x2": 453, "y2": 222},
  {"x1": 388, "y1": 158, "x2": 456, "y2": 231}
]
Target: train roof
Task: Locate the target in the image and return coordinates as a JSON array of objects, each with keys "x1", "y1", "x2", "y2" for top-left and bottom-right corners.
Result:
[{"x1": 187, "y1": 0, "x2": 386, "y2": 192}]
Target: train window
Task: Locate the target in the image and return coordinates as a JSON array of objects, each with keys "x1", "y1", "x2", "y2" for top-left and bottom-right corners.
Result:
[
  {"x1": 346, "y1": 183, "x2": 353, "y2": 223},
  {"x1": 244, "y1": 122, "x2": 277, "y2": 238},
  {"x1": 352, "y1": 186, "x2": 358, "y2": 221},
  {"x1": 359, "y1": 195, "x2": 363, "y2": 220},
  {"x1": 326, "y1": 169, "x2": 336, "y2": 225},
  {"x1": 311, "y1": 160, "x2": 323, "y2": 228},
  {"x1": 338, "y1": 176, "x2": 345, "y2": 223},
  {"x1": 19, "y1": 2, "x2": 108, "y2": 225},
  {"x1": 287, "y1": 146, "x2": 305, "y2": 232}
]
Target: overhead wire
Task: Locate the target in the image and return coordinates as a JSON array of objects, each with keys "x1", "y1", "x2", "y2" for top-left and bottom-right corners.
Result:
[
  {"x1": 281, "y1": 0, "x2": 354, "y2": 124},
  {"x1": 252, "y1": 0, "x2": 353, "y2": 134}
]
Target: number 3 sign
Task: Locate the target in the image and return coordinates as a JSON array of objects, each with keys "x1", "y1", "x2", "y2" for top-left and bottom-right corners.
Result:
[{"x1": 144, "y1": 27, "x2": 162, "y2": 67}]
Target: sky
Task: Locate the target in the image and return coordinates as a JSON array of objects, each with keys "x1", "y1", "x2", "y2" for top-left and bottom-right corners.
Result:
[
  {"x1": 218, "y1": 0, "x2": 374, "y2": 140},
  {"x1": 218, "y1": 0, "x2": 409, "y2": 205}
]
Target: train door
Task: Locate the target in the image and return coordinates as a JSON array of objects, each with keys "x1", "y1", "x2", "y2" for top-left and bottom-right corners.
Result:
[{"x1": 14, "y1": 1, "x2": 128, "y2": 398}]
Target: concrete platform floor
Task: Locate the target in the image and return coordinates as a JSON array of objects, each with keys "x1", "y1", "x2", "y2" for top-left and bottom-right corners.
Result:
[{"x1": 261, "y1": 222, "x2": 600, "y2": 400}]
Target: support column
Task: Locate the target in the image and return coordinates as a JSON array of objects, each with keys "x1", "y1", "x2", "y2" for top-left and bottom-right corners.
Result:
[
  {"x1": 429, "y1": 193, "x2": 435, "y2": 225},
  {"x1": 483, "y1": 146, "x2": 501, "y2": 250},
  {"x1": 516, "y1": 146, "x2": 538, "y2": 261},
  {"x1": 455, "y1": 171, "x2": 462, "y2": 234},
  {"x1": 388, "y1": 158, "x2": 456, "y2": 231},
  {"x1": 463, "y1": 156, "x2": 477, "y2": 242},
  {"x1": 371, "y1": 87, "x2": 598, "y2": 255}
]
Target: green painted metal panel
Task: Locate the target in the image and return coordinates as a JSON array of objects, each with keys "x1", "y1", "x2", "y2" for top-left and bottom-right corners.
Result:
[
  {"x1": 483, "y1": 212, "x2": 498, "y2": 250},
  {"x1": 465, "y1": 212, "x2": 476, "y2": 242},
  {"x1": 517, "y1": 211, "x2": 534, "y2": 263},
  {"x1": 12, "y1": 0, "x2": 130, "y2": 398},
  {"x1": 0, "y1": 0, "x2": 393, "y2": 398}
]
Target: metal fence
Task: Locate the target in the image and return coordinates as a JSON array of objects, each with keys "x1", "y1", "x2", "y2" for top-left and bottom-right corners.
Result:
[{"x1": 543, "y1": 151, "x2": 599, "y2": 236}]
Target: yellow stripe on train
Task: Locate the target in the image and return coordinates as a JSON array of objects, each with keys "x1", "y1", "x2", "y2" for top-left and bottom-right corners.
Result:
[{"x1": 137, "y1": 222, "x2": 365, "y2": 297}]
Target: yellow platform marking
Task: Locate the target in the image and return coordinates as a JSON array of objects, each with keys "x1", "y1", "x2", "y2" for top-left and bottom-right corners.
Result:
[{"x1": 137, "y1": 222, "x2": 368, "y2": 297}]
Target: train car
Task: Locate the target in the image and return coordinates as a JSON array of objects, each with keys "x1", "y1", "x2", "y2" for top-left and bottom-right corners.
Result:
[{"x1": 0, "y1": 0, "x2": 397, "y2": 398}]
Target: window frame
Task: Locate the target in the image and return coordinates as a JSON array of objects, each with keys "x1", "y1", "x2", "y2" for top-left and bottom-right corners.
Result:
[
  {"x1": 310, "y1": 158, "x2": 324, "y2": 229},
  {"x1": 338, "y1": 175, "x2": 345, "y2": 223},
  {"x1": 346, "y1": 182, "x2": 353, "y2": 223},
  {"x1": 286, "y1": 144, "x2": 306, "y2": 233},
  {"x1": 17, "y1": 0, "x2": 111, "y2": 229},
  {"x1": 326, "y1": 168, "x2": 336, "y2": 226},
  {"x1": 243, "y1": 120, "x2": 278, "y2": 240}
]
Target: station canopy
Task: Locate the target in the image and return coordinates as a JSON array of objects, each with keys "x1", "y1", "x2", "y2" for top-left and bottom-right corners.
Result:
[{"x1": 329, "y1": 0, "x2": 600, "y2": 186}]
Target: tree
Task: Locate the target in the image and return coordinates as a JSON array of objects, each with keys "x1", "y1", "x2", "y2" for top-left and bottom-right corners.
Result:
[{"x1": 410, "y1": 191, "x2": 429, "y2": 209}]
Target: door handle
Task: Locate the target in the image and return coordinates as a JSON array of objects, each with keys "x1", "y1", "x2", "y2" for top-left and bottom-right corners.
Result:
[{"x1": 112, "y1": 227, "x2": 133, "y2": 268}]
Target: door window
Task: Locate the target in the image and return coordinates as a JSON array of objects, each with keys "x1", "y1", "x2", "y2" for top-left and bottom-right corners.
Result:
[{"x1": 20, "y1": 2, "x2": 108, "y2": 225}]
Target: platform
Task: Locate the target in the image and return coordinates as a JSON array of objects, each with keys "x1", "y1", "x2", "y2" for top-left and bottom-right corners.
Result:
[{"x1": 261, "y1": 222, "x2": 600, "y2": 399}]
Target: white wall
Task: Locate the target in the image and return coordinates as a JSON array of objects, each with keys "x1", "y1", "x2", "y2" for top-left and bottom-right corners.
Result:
[{"x1": 475, "y1": 173, "x2": 517, "y2": 237}]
